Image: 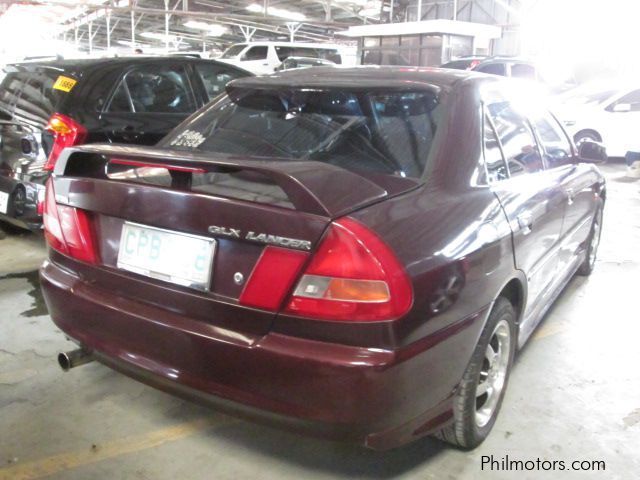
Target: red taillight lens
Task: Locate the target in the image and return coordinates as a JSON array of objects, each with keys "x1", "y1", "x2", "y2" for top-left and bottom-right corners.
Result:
[
  {"x1": 239, "y1": 246, "x2": 309, "y2": 310},
  {"x1": 284, "y1": 218, "x2": 413, "y2": 322},
  {"x1": 43, "y1": 178, "x2": 67, "y2": 254},
  {"x1": 43, "y1": 113, "x2": 87, "y2": 171},
  {"x1": 43, "y1": 178, "x2": 98, "y2": 264}
]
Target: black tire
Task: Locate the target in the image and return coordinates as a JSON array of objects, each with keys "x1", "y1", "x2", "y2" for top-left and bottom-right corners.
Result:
[
  {"x1": 577, "y1": 204, "x2": 604, "y2": 276},
  {"x1": 435, "y1": 297, "x2": 516, "y2": 449},
  {"x1": 10, "y1": 186, "x2": 27, "y2": 217},
  {"x1": 574, "y1": 131, "x2": 600, "y2": 147}
]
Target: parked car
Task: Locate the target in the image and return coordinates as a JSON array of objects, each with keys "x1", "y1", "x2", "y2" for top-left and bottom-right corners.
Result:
[
  {"x1": 442, "y1": 56, "x2": 540, "y2": 80},
  {"x1": 217, "y1": 42, "x2": 350, "y2": 74},
  {"x1": 40, "y1": 68, "x2": 606, "y2": 450},
  {"x1": 552, "y1": 83, "x2": 640, "y2": 157},
  {"x1": 275, "y1": 56, "x2": 335, "y2": 72},
  {"x1": 0, "y1": 56, "x2": 251, "y2": 230},
  {"x1": 440, "y1": 55, "x2": 488, "y2": 70}
]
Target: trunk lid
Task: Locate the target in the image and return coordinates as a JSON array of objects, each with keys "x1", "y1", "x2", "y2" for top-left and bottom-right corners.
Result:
[{"x1": 50, "y1": 144, "x2": 419, "y2": 338}]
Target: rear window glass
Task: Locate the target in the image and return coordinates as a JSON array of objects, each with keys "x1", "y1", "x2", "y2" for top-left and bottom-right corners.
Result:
[
  {"x1": 162, "y1": 87, "x2": 442, "y2": 179},
  {"x1": 0, "y1": 70, "x2": 66, "y2": 125}
]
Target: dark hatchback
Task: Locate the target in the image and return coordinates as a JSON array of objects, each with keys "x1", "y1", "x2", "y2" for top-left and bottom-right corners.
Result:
[
  {"x1": 0, "y1": 56, "x2": 250, "y2": 230},
  {"x1": 40, "y1": 67, "x2": 605, "y2": 450}
]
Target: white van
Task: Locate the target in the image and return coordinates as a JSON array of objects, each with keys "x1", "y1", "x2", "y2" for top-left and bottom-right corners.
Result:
[{"x1": 216, "y1": 42, "x2": 355, "y2": 75}]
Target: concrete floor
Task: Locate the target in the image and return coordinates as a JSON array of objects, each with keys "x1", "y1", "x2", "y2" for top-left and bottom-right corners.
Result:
[{"x1": 1, "y1": 162, "x2": 639, "y2": 480}]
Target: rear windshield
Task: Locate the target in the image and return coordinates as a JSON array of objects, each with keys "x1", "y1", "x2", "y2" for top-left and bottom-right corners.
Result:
[
  {"x1": 0, "y1": 69, "x2": 67, "y2": 125},
  {"x1": 162, "y1": 87, "x2": 441, "y2": 179}
]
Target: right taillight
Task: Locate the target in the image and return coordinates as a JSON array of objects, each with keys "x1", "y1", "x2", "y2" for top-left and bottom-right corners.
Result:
[
  {"x1": 43, "y1": 113, "x2": 87, "y2": 171},
  {"x1": 284, "y1": 217, "x2": 413, "y2": 322},
  {"x1": 43, "y1": 178, "x2": 98, "y2": 264}
]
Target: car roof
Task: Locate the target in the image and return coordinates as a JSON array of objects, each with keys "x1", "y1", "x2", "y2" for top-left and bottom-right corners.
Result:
[
  {"x1": 230, "y1": 66, "x2": 492, "y2": 92},
  {"x1": 4, "y1": 56, "x2": 233, "y2": 73},
  {"x1": 227, "y1": 41, "x2": 342, "y2": 49}
]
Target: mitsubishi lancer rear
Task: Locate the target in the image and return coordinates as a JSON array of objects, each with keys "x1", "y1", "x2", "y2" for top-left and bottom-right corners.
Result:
[{"x1": 41, "y1": 67, "x2": 605, "y2": 450}]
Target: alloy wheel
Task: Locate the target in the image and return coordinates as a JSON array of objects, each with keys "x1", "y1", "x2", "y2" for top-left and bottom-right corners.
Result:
[{"x1": 475, "y1": 318, "x2": 511, "y2": 428}]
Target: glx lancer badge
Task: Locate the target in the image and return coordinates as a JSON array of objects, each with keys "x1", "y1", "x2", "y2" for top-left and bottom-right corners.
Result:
[{"x1": 208, "y1": 225, "x2": 312, "y2": 251}]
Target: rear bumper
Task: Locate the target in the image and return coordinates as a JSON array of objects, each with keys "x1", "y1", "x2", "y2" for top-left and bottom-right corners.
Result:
[
  {"x1": 0, "y1": 173, "x2": 46, "y2": 230},
  {"x1": 41, "y1": 258, "x2": 487, "y2": 450}
]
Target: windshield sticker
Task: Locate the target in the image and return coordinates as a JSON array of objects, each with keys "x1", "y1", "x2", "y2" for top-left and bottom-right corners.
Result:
[
  {"x1": 170, "y1": 130, "x2": 206, "y2": 148},
  {"x1": 52, "y1": 76, "x2": 77, "y2": 92}
]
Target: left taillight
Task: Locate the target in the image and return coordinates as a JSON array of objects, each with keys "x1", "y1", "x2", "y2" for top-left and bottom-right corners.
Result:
[
  {"x1": 43, "y1": 113, "x2": 88, "y2": 172},
  {"x1": 237, "y1": 216, "x2": 413, "y2": 322},
  {"x1": 43, "y1": 178, "x2": 99, "y2": 264},
  {"x1": 284, "y1": 218, "x2": 413, "y2": 322}
]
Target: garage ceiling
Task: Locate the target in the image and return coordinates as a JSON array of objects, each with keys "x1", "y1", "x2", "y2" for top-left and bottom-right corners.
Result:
[
  {"x1": 9, "y1": 0, "x2": 520, "y2": 55},
  {"x1": 50, "y1": 0, "x2": 379, "y2": 53}
]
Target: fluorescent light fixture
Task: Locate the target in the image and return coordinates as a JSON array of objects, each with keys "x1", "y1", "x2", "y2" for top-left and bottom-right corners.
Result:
[
  {"x1": 140, "y1": 32, "x2": 178, "y2": 42},
  {"x1": 183, "y1": 20, "x2": 227, "y2": 36},
  {"x1": 246, "y1": 3, "x2": 306, "y2": 21}
]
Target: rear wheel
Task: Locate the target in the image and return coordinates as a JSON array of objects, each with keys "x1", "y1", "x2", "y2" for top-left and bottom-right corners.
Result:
[
  {"x1": 435, "y1": 297, "x2": 516, "y2": 449},
  {"x1": 11, "y1": 186, "x2": 27, "y2": 217},
  {"x1": 574, "y1": 130, "x2": 600, "y2": 148},
  {"x1": 577, "y1": 205, "x2": 603, "y2": 276}
]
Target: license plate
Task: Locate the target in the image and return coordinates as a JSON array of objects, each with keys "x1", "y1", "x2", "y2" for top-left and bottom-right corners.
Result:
[
  {"x1": 0, "y1": 191, "x2": 9, "y2": 215},
  {"x1": 117, "y1": 222, "x2": 216, "y2": 291}
]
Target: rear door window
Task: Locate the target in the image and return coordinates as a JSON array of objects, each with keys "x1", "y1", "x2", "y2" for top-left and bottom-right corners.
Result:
[
  {"x1": 107, "y1": 65, "x2": 196, "y2": 114},
  {"x1": 487, "y1": 101, "x2": 544, "y2": 177},
  {"x1": 194, "y1": 63, "x2": 247, "y2": 101},
  {"x1": 221, "y1": 44, "x2": 247, "y2": 59},
  {"x1": 241, "y1": 46, "x2": 268, "y2": 61}
]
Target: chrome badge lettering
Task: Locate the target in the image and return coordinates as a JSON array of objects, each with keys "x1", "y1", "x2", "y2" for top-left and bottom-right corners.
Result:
[
  {"x1": 208, "y1": 225, "x2": 241, "y2": 238},
  {"x1": 208, "y1": 225, "x2": 311, "y2": 251},
  {"x1": 245, "y1": 231, "x2": 312, "y2": 251}
]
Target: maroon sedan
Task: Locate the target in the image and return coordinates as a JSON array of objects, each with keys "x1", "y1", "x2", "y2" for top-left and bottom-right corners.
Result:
[{"x1": 40, "y1": 68, "x2": 606, "y2": 450}]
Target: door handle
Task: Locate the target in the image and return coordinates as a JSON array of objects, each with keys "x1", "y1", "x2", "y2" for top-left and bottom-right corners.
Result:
[{"x1": 517, "y1": 213, "x2": 533, "y2": 235}]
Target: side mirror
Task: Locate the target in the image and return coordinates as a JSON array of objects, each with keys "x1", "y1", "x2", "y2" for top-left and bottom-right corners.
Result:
[
  {"x1": 578, "y1": 141, "x2": 607, "y2": 164},
  {"x1": 612, "y1": 103, "x2": 632, "y2": 113}
]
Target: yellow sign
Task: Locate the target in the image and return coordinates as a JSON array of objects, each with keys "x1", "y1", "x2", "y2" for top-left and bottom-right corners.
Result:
[{"x1": 52, "y1": 76, "x2": 77, "y2": 92}]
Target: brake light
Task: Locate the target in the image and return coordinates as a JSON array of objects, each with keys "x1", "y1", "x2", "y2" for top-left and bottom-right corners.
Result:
[
  {"x1": 284, "y1": 218, "x2": 413, "y2": 322},
  {"x1": 43, "y1": 114, "x2": 87, "y2": 171},
  {"x1": 43, "y1": 178, "x2": 99, "y2": 264},
  {"x1": 109, "y1": 158, "x2": 206, "y2": 174},
  {"x1": 239, "y1": 246, "x2": 309, "y2": 310}
]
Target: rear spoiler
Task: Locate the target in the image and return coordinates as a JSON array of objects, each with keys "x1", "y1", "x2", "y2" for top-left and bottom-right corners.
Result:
[{"x1": 53, "y1": 144, "x2": 390, "y2": 218}]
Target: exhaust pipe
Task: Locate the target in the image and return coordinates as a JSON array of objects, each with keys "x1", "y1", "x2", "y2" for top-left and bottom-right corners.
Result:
[{"x1": 58, "y1": 348, "x2": 94, "y2": 371}]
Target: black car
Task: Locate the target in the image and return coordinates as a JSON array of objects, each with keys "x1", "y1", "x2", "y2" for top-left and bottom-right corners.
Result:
[{"x1": 0, "y1": 56, "x2": 251, "y2": 230}]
